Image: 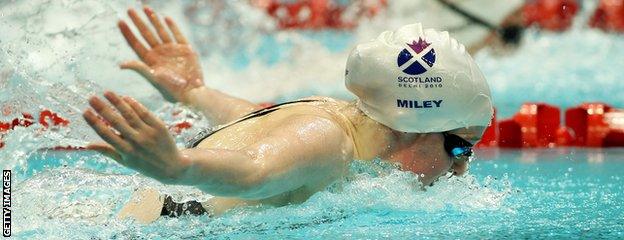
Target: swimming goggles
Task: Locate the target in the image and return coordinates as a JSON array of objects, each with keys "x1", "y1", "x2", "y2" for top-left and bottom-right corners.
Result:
[{"x1": 442, "y1": 133, "x2": 474, "y2": 162}]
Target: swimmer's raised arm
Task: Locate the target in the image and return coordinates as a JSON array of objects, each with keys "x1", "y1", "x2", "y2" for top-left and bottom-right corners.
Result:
[
  {"x1": 118, "y1": 7, "x2": 261, "y2": 125},
  {"x1": 84, "y1": 92, "x2": 351, "y2": 199}
]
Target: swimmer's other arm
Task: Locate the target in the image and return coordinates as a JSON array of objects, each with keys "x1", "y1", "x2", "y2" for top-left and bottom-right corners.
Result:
[
  {"x1": 181, "y1": 86, "x2": 262, "y2": 126},
  {"x1": 84, "y1": 92, "x2": 351, "y2": 199},
  {"x1": 117, "y1": 6, "x2": 261, "y2": 125}
]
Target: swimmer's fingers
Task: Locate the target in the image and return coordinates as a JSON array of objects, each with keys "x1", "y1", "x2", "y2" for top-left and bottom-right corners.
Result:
[
  {"x1": 120, "y1": 61, "x2": 167, "y2": 99},
  {"x1": 128, "y1": 8, "x2": 160, "y2": 48},
  {"x1": 123, "y1": 96, "x2": 166, "y2": 129},
  {"x1": 83, "y1": 109, "x2": 132, "y2": 154},
  {"x1": 86, "y1": 142, "x2": 122, "y2": 161},
  {"x1": 118, "y1": 21, "x2": 148, "y2": 60},
  {"x1": 89, "y1": 96, "x2": 139, "y2": 138},
  {"x1": 103, "y1": 91, "x2": 147, "y2": 130},
  {"x1": 144, "y1": 7, "x2": 172, "y2": 44},
  {"x1": 120, "y1": 60, "x2": 154, "y2": 79},
  {"x1": 164, "y1": 17, "x2": 188, "y2": 44}
]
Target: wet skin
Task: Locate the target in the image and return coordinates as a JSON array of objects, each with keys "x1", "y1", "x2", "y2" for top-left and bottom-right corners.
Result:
[{"x1": 83, "y1": 6, "x2": 473, "y2": 216}]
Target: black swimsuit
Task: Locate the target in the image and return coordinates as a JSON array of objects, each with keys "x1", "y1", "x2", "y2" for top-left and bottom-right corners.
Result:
[{"x1": 163, "y1": 99, "x2": 322, "y2": 217}]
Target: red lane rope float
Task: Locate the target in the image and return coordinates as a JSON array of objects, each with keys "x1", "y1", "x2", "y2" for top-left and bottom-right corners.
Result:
[
  {"x1": 0, "y1": 110, "x2": 71, "y2": 149},
  {"x1": 589, "y1": 0, "x2": 624, "y2": 32},
  {"x1": 169, "y1": 121, "x2": 193, "y2": 135},
  {"x1": 522, "y1": 0, "x2": 579, "y2": 31},
  {"x1": 476, "y1": 109, "x2": 497, "y2": 147},
  {"x1": 512, "y1": 103, "x2": 560, "y2": 147},
  {"x1": 482, "y1": 102, "x2": 624, "y2": 148},
  {"x1": 39, "y1": 110, "x2": 70, "y2": 128},
  {"x1": 0, "y1": 110, "x2": 195, "y2": 150},
  {"x1": 252, "y1": 0, "x2": 386, "y2": 30},
  {"x1": 565, "y1": 103, "x2": 614, "y2": 147},
  {"x1": 497, "y1": 118, "x2": 523, "y2": 148}
]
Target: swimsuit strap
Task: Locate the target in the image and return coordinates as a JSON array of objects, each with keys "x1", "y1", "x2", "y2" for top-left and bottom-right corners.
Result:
[{"x1": 186, "y1": 99, "x2": 323, "y2": 148}]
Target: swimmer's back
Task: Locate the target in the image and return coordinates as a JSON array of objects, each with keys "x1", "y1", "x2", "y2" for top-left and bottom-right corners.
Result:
[{"x1": 194, "y1": 96, "x2": 354, "y2": 151}]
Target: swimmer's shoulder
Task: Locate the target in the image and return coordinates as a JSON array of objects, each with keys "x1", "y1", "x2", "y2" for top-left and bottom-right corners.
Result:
[
  {"x1": 297, "y1": 96, "x2": 352, "y2": 106},
  {"x1": 288, "y1": 96, "x2": 356, "y2": 122},
  {"x1": 270, "y1": 113, "x2": 355, "y2": 157},
  {"x1": 288, "y1": 96, "x2": 359, "y2": 147},
  {"x1": 293, "y1": 96, "x2": 356, "y2": 116}
]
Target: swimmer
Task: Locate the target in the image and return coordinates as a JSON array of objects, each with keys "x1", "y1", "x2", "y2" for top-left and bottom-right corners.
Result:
[
  {"x1": 408, "y1": 0, "x2": 527, "y2": 53},
  {"x1": 424, "y1": 0, "x2": 579, "y2": 53},
  {"x1": 83, "y1": 7, "x2": 493, "y2": 223}
]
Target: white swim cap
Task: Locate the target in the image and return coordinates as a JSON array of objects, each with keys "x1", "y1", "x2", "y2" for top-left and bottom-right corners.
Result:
[{"x1": 345, "y1": 23, "x2": 493, "y2": 133}]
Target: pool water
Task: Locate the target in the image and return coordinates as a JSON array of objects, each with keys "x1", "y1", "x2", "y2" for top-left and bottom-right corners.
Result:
[
  {"x1": 11, "y1": 149, "x2": 624, "y2": 239},
  {"x1": 1, "y1": 0, "x2": 624, "y2": 239}
]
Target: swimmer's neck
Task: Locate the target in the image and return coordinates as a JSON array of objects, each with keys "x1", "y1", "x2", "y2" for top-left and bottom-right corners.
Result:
[{"x1": 339, "y1": 101, "x2": 400, "y2": 160}]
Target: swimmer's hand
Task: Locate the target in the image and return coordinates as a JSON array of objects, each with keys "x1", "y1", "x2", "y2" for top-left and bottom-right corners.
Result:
[
  {"x1": 118, "y1": 7, "x2": 203, "y2": 103},
  {"x1": 83, "y1": 91, "x2": 189, "y2": 183}
]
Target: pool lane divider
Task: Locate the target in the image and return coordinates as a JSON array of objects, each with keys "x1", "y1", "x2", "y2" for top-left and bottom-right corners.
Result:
[
  {"x1": 476, "y1": 102, "x2": 624, "y2": 148},
  {"x1": 257, "y1": 0, "x2": 622, "y2": 33},
  {"x1": 0, "y1": 110, "x2": 69, "y2": 149},
  {"x1": 0, "y1": 109, "x2": 192, "y2": 151},
  {"x1": 1, "y1": 102, "x2": 624, "y2": 151},
  {"x1": 254, "y1": 0, "x2": 386, "y2": 30}
]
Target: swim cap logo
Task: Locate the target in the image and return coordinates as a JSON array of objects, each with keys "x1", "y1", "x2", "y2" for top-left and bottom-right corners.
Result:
[{"x1": 397, "y1": 38, "x2": 436, "y2": 75}]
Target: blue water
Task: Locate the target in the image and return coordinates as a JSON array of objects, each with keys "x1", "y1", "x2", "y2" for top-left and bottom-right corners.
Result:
[
  {"x1": 11, "y1": 149, "x2": 624, "y2": 239},
  {"x1": 2, "y1": 0, "x2": 624, "y2": 239}
]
